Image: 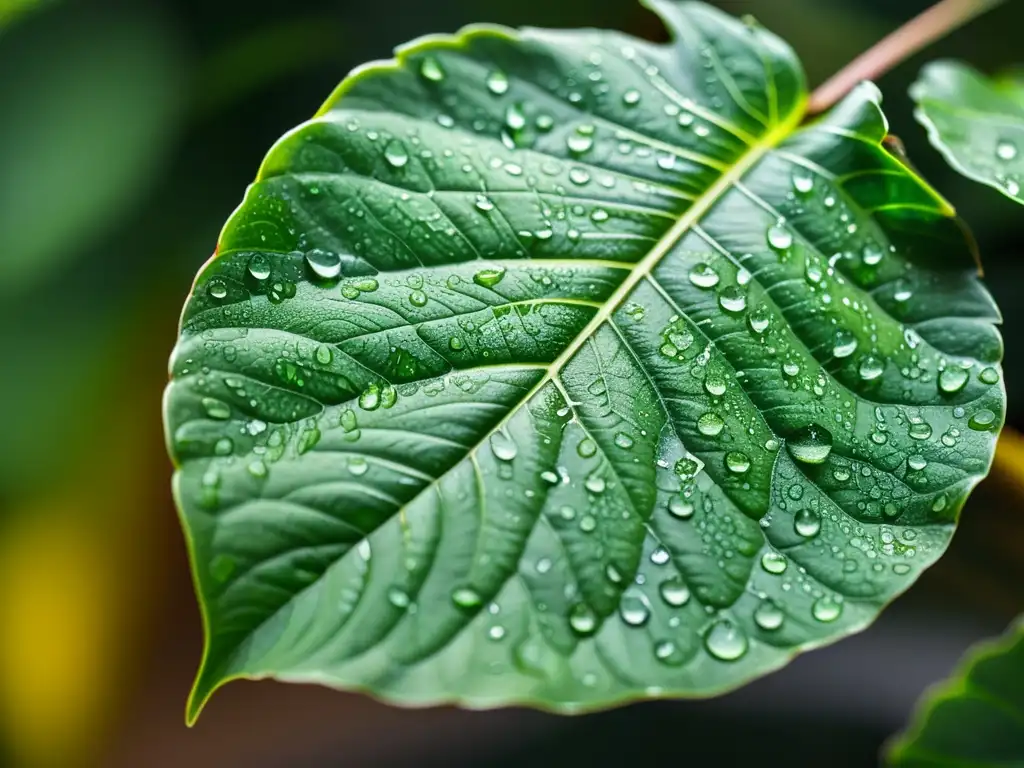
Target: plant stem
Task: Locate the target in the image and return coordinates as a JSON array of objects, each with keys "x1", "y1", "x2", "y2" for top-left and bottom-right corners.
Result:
[{"x1": 807, "y1": 0, "x2": 1005, "y2": 114}]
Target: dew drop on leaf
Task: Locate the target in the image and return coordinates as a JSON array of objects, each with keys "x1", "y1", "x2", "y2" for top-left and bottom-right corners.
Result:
[
  {"x1": 793, "y1": 508, "x2": 821, "y2": 538},
  {"x1": 689, "y1": 262, "x2": 719, "y2": 288},
  {"x1": 754, "y1": 599, "x2": 784, "y2": 630},
  {"x1": 786, "y1": 424, "x2": 833, "y2": 464},
  {"x1": 705, "y1": 618, "x2": 748, "y2": 661}
]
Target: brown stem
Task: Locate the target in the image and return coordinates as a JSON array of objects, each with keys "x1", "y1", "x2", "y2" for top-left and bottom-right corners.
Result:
[{"x1": 807, "y1": 0, "x2": 1006, "y2": 114}]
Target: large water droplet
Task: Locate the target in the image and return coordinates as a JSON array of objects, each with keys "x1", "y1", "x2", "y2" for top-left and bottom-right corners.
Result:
[
  {"x1": 569, "y1": 603, "x2": 597, "y2": 635},
  {"x1": 787, "y1": 424, "x2": 833, "y2": 464},
  {"x1": 420, "y1": 56, "x2": 445, "y2": 82},
  {"x1": 754, "y1": 599, "x2": 785, "y2": 631},
  {"x1": 858, "y1": 355, "x2": 885, "y2": 381},
  {"x1": 486, "y1": 69, "x2": 509, "y2": 94},
  {"x1": 812, "y1": 595, "x2": 842, "y2": 622},
  {"x1": 619, "y1": 590, "x2": 650, "y2": 627},
  {"x1": 718, "y1": 286, "x2": 747, "y2": 313},
  {"x1": 938, "y1": 366, "x2": 969, "y2": 394},
  {"x1": 689, "y1": 262, "x2": 720, "y2": 288},
  {"x1": 725, "y1": 451, "x2": 750, "y2": 474},
  {"x1": 794, "y1": 508, "x2": 821, "y2": 538},
  {"x1": 668, "y1": 496, "x2": 694, "y2": 519},
  {"x1": 997, "y1": 139, "x2": 1018, "y2": 161},
  {"x1": 490, "y1": 432, "x2": 518, "y2": 461},
  {"x1": 767, "y1": 223, "x2": 793, "y2": 251},
  {"x1": 207, "y1": 278, "x2": 228, "y2": 300},
  {"x1": 306, "y1": 250, "x2": 342, "y2": 280},
  {"x1": 697, "y1": 412, "x2": 725, "y2": 437},
  {"x1": 474, "y1": 266, "x2": 506, "y2": 287},
  {"x1": 792, "y1": 169, "x2": 814, "y2": 195},
  {"x1": 760, "y1": 551, "x2": 787, "y2": 574},
  {"x1": 747, "y1": 304, "x2": 770, "y2": 334},
  {"x1": 248, "y1": 254, "x2": 271, "y2": 281},
  {"x1": 384, "y1": 139, "x2": 409, "y2": 168},
  {"x1": 705, "y1": 618, "x2": 748, "y2": 661},
  {"x1": 659, "y1": 577, "x2": 690, "y2": 606},
  {"x1": 833, "y1": 330, "x2": 858, "y2": 359},
  {"x1": 968, "y1": 409, "x2": 997, "y2": 431}
]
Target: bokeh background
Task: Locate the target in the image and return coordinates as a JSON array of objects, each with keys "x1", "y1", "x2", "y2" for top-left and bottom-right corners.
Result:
[{"x1": 1, "y1": 0, "x2": 1022, "y2": 765}]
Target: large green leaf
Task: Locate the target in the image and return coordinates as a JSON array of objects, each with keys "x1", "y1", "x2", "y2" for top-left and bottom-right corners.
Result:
[
  {"x1": 164, "y1": 0, "x2": 1005, "y2": 721},
  {"x1": 887, "y1": 617, "x2": 1024, "y2": 767},
  {"x1": 912, "y1": 60, "x2": 1024, "y2": 205}
]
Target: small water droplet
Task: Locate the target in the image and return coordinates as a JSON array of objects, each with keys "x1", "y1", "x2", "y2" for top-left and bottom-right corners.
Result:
[
  {"x1": 705, "y1": 375, "x2": 727, "y2": 397},
  {"x1": 207, "y1": 278, "x2": 228, "y2": 300},
  {"x1": 306, "y1": 250, "x2": 342, "y2": 280},
  {"x1": 619, "y1": 591, "x2": 650, "y2": 626},
  {"x1": 585, "y1": 473, "x2": 606, "y2": 493},
  {"x1": 490, "y1": 432, "x2": 518, "y2": 461},
  {"x1": 968, "y1": 409, "x2": 997, "y2": 431},
  {"x1": 247, "y1": 254, "x2": 271, "y2": 281},
  {"x1": 997, "y1": 139, "x2": 1018, "y2": 161},
  {"x1": 979, "y1": 367, "x2": 1000, "y2": 385},
  {"x1": 347, "y1": 456, "x2": 369, "y2": 476},
  {"x1": 833, "y1": 330, "x2": 858, "y2": 359},
  {"x1": 748, "y1": 305, "x2": 771, "y2": 334},
  {"x1": 577, "y1": 437, "x2": 597, "y2": 458},
  {"x1": 908, "y1": 455, "x2": 928, "y2": 471},
  {"x1": 388, "y1": 587, "x2": 411, "y2": 608},
  {"x1": 614, "y1": 432, "x2": 634, "y2": 449},
  {"x1": 668, "y1": 496, "x2": 694, "y2": 519},
  {"x1": 792, "y1": 169, "x2": 814, "y2": 195}
]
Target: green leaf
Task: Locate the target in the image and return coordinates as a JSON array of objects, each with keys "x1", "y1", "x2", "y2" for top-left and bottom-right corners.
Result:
[
  {"x1": 164, "y1": 0, "x2": 1005, "y2": 722},
  {"x1": 912, "y1": 60, "x2": 1024, "y2": 205},
  {"x1": 887, "y1": 617, "x2": 1024, "y2": 767}
]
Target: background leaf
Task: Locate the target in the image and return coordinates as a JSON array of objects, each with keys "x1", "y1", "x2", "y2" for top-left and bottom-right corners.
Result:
[
  {"x1": 165, "y1": 0, "x2": 1005, "y2": 720},
  {"x1": 886, "y1": 616, "x2": 1024, "y2": 767},
  {"x1": 911, "y1": 60, "x2": 1024, "y2": 205}
]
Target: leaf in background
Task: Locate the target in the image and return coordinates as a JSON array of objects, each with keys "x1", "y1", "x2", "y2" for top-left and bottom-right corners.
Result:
[
  {"x1": 912, "y1": 60, "x2": 1024, "y2": 205},
  {"x1": 887, "y1": 617, "x2": 1024, "y2": 767},
  {"x1": 165, "y1": 0, "x2": 1004, "y2": 720},
  {"x1": 0, "y1": 4, "x2": 185, "y2": 296}
]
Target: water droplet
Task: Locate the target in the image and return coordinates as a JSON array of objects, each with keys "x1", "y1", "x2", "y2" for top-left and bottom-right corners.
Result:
[
  {"x1": 619, "y1": 591, "x2": 650, "y2": 626},
  {"x1": 486, "y1": 69, "x2": 509, "y2": 94},
  {"x1": 754, "y1": 599, "x2": 784, "y2": 631},
  {"x1": 725, "y1": 451, "x2": 750, "y2": 474},
  {"x1": 792, "y1": 169, "x2": 814, "y2": 194},
  {"x1": 794, "y1": 508, "x2": 821, "y2": 538},
  {"x1": 697, "y1": 412, "x2": 725, "y2": 437},
  {"x1": 979, "y1": 367, "x2": 1000, "y2": 385},
  {"x1": 650, "y1": 546, "x2": 670, "y2": 565},
  {"x1": 787, "y1": 424, "x2": 833, "y2": 464},
  {"x1": 767, "y1": 223, "x2": 793, "y2": 251},
  {"x1": 668, "y1": 496, "x2": 694, "y2": 519},
  {"x1": 409, "y1": 289, "x2": 427, "y2": 307},
  {"x1": 420, "y1": 56, "x2": 445, "y2": 82},
  {"x1": 997, "y1": 139, "x2": 1018, "y2": 161},
  {"x1": 783, "y1": 361, "x2": 800, "y2": 377},
  {"x1": 858, "y1": 355, "x2": 885, "y2": 381},
  {"x1": 388, "y1": 587, "x2": 411, "y2": 608},
  {"x1": 247, "y1": 254, "x2": 271, "y2": 281},
  {"x1": 358, "y1": 384, "x2": 381, "y2": 411},
  {"x1": 622, "y1": 89, "x2": 641, "y2": 106},
  {"x1": 207, "y1": 279, "x2": 228, "y2": 300},
  {"x1": 908, "y1": 455, "x2": 928, "y2": 471},
  {"x1": 577, "y1": 437, "x2": 597, "y2": 458},
  {"x1": 705, "y1": 618, "x2": 748, "y2": 661},
  {"x1": 569, "y1": 167, "x2": 590, "y2": 185},
  {"x1": 569, "y1": 603, "x2": 597, "y2": 635},
  {"x1": 938, "y1": 367, "x2": 969, "y2": 394},
  {"x1": 490, "y1": 432, "x2": 518, "y2": 461},
  {"x1": 812, "y1": 595, "x2": 842, "y2": 622},
  {"x1": 862, "y1": 243, "x2": 883, "y2": 266},
  {"x1": 968, "y1": 409, "x2": 997, "y2": 431},
  {"x1": 567, "y1": 132, "x2": 593, "y2": 154},
  {"x1": 452, "y1": 587, "x2": 482, "y2": 609},
  {"x1": 748, "y1": 305, "x2": 771, "y2": 334},
  {"x1": 306, "y1": 250, "x2": 342, "y2": 280},
  {"x1": 473, "y1": 266, "x2": 506, "y2": 287},
  {"x1": 614, "y1": 432, "x2": 634, "y2": 449},
  {"x1": 585, "y1": 473, "x2": 606, "y2": 493},
  {"x1": 384, "y1": 139, "x2": 409, "y2": 168},
  {"x1": 347, "y1": 456, "x2": 369, "y2": 476},
  {"x1": 704, "y1": 375, "x2": 727, "y2": 397},
  {"x1": 689, "y1": 262, "x2": 719, "y2": 288},
  {"x1": 833, "y1": 330, "x2": 858, "y2": 358},
  {"x1": 659, "y1": 577, "x2": 690, "y2": 607},
  {"x1": 761, "y1": 551, "x2": 787, "y2": 574},
  {"x1": 475, "y1": 194, "x2": 494, "y2": 212},
  {"x1": 505, "y1": 102, "x2": 526, "y2": 131},
  {"x1": 718, "y1": 286, "x2": 746, "y2": 313}
]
